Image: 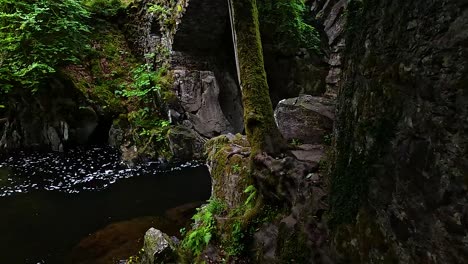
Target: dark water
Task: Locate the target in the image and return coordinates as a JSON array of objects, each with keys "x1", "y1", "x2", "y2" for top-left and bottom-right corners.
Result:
[{"x1": 0, "y1": 147, "x2": 211, "y2": 264}]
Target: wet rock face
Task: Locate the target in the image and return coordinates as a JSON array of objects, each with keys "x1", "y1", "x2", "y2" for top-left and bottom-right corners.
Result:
[
  {"x1": 251, "y1": 153, "x2": 332, "y2": 263},
  {"x1": 0, "y1": 77, "x2": 102, "y2": 152},
  {"x1": 331, "y1": 0, "x2": 468, "y2": 262}
]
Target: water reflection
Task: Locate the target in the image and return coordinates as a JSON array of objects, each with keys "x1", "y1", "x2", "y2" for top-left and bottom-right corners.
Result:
[{"x1": 0, "y1": 146, "x2": 203, "y2": 196}]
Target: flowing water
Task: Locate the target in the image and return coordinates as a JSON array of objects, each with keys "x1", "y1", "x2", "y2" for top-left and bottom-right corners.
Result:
[{"x1": 0, "y1": 146, "x2": 211, "y2": 264}]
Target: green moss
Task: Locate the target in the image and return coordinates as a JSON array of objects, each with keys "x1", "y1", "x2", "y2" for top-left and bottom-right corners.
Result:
[
  {"x1": 344, "y1": 0, "x2": 365, "y2": 55},
  {"x1": 62, "y1": 22, "x2": 137, "y2": 114},
  {"x1": 225, "y1": 220, "x2": 245, "y2": 256},
  {"x1": 183, "y1": 135, "x2": 264, "y2": 261},
  {"x1": 277, "y1": 226, "x2": 311, "y2": 263},
  {"x1": 330, "y1": 113, "x2": 398, "y2": 227},
  {"x1": 329, "y1": 0, "x2": 402, "y2": 228},
  {"x1": 63, "y1": 15, "x2": 174, "y2": 159},
  {"x1": 231, "y1": 133, "x2": 251, "y2": 147},
  {"x1": 333, "y1": 209, "x2": 399, "y2": 263},
  {"x1": 82, "y1": 0, "x2": 130, "y2": 17},
  {"x1": 232, "y1": 0, "x2": 285, "y2": 156}
]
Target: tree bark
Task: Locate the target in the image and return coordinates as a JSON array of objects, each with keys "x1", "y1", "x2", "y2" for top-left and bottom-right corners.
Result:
[{"x1": 230, "y1": 0, "x2": 285, "y2": 156}]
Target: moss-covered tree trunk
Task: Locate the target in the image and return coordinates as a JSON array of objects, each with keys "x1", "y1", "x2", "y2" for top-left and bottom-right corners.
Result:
[{"x1": 230, "y1": 0, "x2": 285, "y2": 155}]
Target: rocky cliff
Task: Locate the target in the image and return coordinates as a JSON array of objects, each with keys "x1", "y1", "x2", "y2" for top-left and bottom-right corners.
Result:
[
  {"x1": 0, "y1": 77, "x2": 101, "y2": 152},
  {"x1": 122, "y1": 0, "x2": 243, "y2": 162},
  {"x1": 330, "y1": 0, "x2": 468, "y2": 263},
  {"x1": 310, "y1": 0, "x2": 348, "y2": 98}
]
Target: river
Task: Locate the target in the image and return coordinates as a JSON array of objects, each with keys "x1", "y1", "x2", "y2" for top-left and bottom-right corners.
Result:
[{"x1": 0, "y1": 146, "x2": 211, "y2": 263}]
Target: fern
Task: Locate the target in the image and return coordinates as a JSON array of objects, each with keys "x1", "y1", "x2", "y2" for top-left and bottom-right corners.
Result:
[
  {"x1": 182, "y1": 199, "x2": 226, "y2": 255},
  {"x1": 244, "y1": 185, "x2": 257, "y2": 208}
]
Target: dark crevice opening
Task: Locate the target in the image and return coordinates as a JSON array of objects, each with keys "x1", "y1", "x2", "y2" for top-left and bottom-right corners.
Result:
[{"x1": 86, "y1": 115, "x2": 114, "y2": 146}]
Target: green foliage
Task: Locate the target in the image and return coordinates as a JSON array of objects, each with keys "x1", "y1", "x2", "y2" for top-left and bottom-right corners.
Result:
[
  {"x1": 0, "y1": 0, "x2": 90, "y2": 91},
  {"x1": 181, "y1": 199, "x2": 226, "y2": 256},
  {"x1": 114, "y1": 63, "x2": 173, "y2": 157},
  {"x1": 115, "y1": 64, "x2": 162, "y2": 99},
  {"x1": 258, "y1": 0, "x2": 320, "y2": 54},
  {"x1": 217, "y1": 185, "x2": 258, "y2": 257},
  {"x1": 126, "y1": 247, "x2": 144, "y2": 263},
  {"x1": 147, "y1": 1, "x2": 183, "y2": 30},
  {"x1": 179, "y1": 227, "x2": 186, "y2": 236},
  {"x1": 82, "y1": 0, "x2": 128, "y2": 17},
  {"x1": 226, "y1": 220, "x2": 245, "y2": 256},
  {"x1": 148, "y1": 3, "x2": 169, "y2": 18}
]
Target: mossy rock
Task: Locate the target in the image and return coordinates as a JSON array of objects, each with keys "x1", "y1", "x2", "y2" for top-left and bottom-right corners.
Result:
[
  {"x1": 167, "y1": 125, "x2": 206, "y2": 161},
  {"x1": 205, "y1": 134, "x2": 252, "y2": 209}
]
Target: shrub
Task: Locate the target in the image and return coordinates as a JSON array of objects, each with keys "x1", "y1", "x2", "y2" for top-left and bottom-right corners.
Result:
[{"x1": 0, "y1": 0, "x2": 90, "y2": 92}]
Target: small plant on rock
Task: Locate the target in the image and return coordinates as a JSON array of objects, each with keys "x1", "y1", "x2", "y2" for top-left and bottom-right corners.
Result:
[
  {"x1": 181, "y1": 199, "x2": 226, "y2": 256},
  {"x1": 291, "y1": 138, "x2": 302, "y2": 147},
  {"x1": 232, "y1": 164, "x2": 242, "y2": 174},
  {"x1": 244, "y1": 185, "x2": 257, "y2": 208}
]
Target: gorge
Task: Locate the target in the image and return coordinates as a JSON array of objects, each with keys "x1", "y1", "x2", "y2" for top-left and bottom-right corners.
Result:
[{"x1": 0, "y1": 0, "x2": 467, "y2": 263}]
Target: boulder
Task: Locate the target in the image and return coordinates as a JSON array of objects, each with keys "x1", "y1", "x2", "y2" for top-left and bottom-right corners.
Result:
[
  {"x1": 274, "y1": 95, "x2": 334, "y2": 144},
  {"x1": 167, "y1": 125, "x2": 207, "y2": 161},
  {"x1": 108, "y1": 122, "x2": 125, "y2": 148},
  {"x1": 173, "y1": 70, "x2": 232, "y2": 138},
  {"x1": 70, "y1": 217, "x2": 174, "y2": 264},
  {"x1": 120, "y1": 143, "x2": 139, "y2": 166},
  {"x1": 140, "y1": 228, "x2": 175, "y2": 264}
]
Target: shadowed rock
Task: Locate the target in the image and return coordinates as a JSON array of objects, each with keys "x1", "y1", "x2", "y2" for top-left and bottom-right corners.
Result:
[
  {"x1": 274, "y1": 95, "x2": 334, "y2": 144},
  {"x1": 172, "y1": 0, "x2": 230, "y2": 53}
]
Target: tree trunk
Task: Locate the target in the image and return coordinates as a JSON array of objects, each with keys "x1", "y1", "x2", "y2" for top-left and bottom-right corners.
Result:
[{"x1": 230, "y1": 0, "x2": 285, "y2": 156}]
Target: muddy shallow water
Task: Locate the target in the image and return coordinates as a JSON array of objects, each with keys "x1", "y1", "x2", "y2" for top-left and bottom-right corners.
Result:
[{"x1": 0, "y1": 146, "x2": 211, "y2": 263}]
